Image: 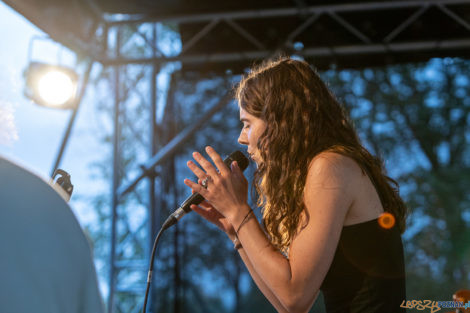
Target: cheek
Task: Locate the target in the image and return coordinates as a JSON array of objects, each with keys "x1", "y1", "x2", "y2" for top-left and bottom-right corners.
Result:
[
  {"x1": 253, "y1": 129, "x2": 263, "y2": 144},
  {"x1": 246, "y1": 130, "x2": 253, "y2": 143},
  {"x1": 243, "y1": 129, "x2": 249, "y2": 140}
]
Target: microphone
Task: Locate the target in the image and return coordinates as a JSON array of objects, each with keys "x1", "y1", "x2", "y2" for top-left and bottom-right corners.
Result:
[{"x1": 161, "y1": 150, "x2": 249, "y2": 230}]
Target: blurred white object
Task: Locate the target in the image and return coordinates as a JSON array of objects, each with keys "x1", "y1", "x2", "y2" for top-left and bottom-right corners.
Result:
[{"x1": 0, "y1": 155, "x2": 104, "y2": 313}]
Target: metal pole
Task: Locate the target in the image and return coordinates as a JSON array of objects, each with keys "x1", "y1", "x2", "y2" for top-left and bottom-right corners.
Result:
[
  {"x1": 101, "y1": 38, "x2": 470, "y2": 67},
  {"x1": 50, "y1": 61, "x2": 94, "y2": 177},
  {"x1": 173, "y1": 205, "x2": 180, "y2": 313},
  {"x1": 116, "y1": 92, "x2": 232, "y2": 199},
  {"x1": 148, "y1": 23, "x2": 159, "y2": 313},
  {"x1": 105, "y1": 0, "x2": 469, "y2": 25},
  {"x1": 108, "y1": 26, "x2": 121, "y2": 313},
  {"x1": 170, "y1": 95, "x2": 181, "y2": 313}
]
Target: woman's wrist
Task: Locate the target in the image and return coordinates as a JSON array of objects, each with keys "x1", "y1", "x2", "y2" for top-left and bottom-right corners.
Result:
[
  {"x1": 232, "y1": 236, "x2": 242, "y2": 250},
  {"x1": 236, "y1": 210, "x2": 255, "y2": 235},
  {"x1": 228, "y1": 204, "x2": 253, "y2": 232},
  {"x1": 226, "y1": 228, "x2": 237, "y2": 241}
]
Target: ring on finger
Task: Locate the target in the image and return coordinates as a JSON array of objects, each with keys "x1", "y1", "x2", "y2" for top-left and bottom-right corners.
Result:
[{"x1": 201, "y1": 176, "x2": 212, "y2": 189}]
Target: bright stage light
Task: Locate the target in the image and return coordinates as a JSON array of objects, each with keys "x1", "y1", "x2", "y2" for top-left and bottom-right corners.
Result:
[
  {"x1": 24, "y1": 62, "x2": 79, "y2": 109},
  {"x1": 37, "y1": 70, "x2": 76, "y2": 106}
]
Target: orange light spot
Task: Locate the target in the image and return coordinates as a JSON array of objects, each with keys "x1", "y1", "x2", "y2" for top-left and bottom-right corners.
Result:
[{"x1": 378, "y1": 212, "x2": 395, "y2": 229}]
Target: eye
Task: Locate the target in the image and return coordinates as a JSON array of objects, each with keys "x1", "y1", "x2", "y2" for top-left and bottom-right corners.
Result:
[{"x1": 240, "y1": 121, "x2": 250, "y2": 129}]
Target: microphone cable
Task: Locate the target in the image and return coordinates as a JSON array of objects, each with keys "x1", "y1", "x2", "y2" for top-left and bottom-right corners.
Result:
[{"x1": 141, "y1": 223, "x2": 168, "y2": 313}]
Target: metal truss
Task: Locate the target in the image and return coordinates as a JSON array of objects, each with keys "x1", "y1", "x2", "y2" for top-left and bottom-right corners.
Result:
[
  {"x1": 93, "y1": 0, "x2": 470, "y2": 68},
  {"x1": 104, "y1": 24, "x2": 235, "y2": 313},
  {"x1": 100, "y1": 38, "x2": 470, "y2": 67},
  {"x1": 104, "y1": 0, "x2": 469, "y2": 25}
]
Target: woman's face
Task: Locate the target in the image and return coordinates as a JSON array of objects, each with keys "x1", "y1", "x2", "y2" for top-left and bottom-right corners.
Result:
[{"x1": 238, "y1": 107, "x2": 267, "y2": 165}]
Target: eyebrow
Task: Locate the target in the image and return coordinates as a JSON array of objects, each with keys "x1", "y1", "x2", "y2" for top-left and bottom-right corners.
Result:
[{"x1": 240, "y1": 118, "x2": 250, "y2": 123}]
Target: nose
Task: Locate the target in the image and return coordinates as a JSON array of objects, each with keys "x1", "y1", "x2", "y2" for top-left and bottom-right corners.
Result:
[{"x1": 238, "y1": 130, "x2": 248, "y2": 146}]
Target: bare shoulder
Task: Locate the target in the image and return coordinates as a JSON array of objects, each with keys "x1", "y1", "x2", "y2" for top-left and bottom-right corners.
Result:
[
  {"x1": 299, "y1": 152, "x2": 363, "y2": 228},
  {"x1": 305, "y1": 151, "x2": 384, "y2": 226},
  {"x1": 306, "y1": 151, "x2": 364, "y2": 187}
]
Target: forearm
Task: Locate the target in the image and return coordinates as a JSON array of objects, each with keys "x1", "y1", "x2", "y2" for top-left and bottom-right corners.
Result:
[
  {"x1": 229, "y1": 206, "x2": 300, "y2": 311},
  {"x1": 236, "y1": 246, "x2": 289, "y2": 313}
]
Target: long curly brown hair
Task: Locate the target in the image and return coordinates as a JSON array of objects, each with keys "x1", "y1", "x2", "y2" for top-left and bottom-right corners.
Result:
[{"x1": 235, "y1": 57, "x2": 407, "y2": 253}]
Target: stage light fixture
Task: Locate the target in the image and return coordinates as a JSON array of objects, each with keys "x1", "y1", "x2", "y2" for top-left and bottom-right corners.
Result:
[{"x1": 24, "y1": 62, "x2": 79, "y2": 109}]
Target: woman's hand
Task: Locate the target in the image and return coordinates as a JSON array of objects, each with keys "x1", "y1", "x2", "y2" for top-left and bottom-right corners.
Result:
[
  {"x1": 190, "y1": 181, "x2": 237, "y2": 239},
  {"x1": 183, "y1": 146, "x2": 250, "y2": 227}
]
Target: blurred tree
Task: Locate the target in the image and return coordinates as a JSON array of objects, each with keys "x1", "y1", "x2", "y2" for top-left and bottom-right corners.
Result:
[{"x1": 324, "y1": 58, "x2": 470, "y2": 301}]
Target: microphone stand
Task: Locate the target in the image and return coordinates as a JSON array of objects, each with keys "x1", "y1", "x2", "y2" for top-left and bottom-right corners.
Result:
[
  {"x1": 142, "y1": 215, "x2": 179, "y2": 313},
  {"x1": 142, "y1": 224, "x2": 168, "y2": 313}
]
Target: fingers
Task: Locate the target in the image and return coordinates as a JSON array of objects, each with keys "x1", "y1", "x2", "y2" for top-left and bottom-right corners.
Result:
[
  {"x1": 190, "y1": 204, "x2": 211, "y2": 220},
  {"x1": 231, "y1": 161, "x2": 246, "y2": 182},
  {"x1": 205, "y1": 146, "x2": 230, "y2": 176},
  {"x1": 194, "y1": 181, "x2": 213, "y2": 208},
  {"x1": 198, "y1": 199, "x2": 213, "y2": 209},
  {"x1": 192, "y1": 151, "x2": 219, "y2": 179},
  {"x1": 193, "y1": 181, "x2": 213, "y2": 208},
  {"x1": 189, "y1": 147, "x2": 234, "y2": 183},
  {"x1": 190, "y1": 204, "x2": 206, "y2": 214},
  {"x1": 191, "y1": 204, "x2": 224, "y2": 231},
  {"x1": 187, "y1": 160, "x2": 208, "y2": 182},
  {"x1": 191, "y1": 178, "x2": 202, "y2": 194},
  {"x1": 184, "y1": 179, "x2": 208, "y2": 197},
  {"x1": 230, "y1": 161, "x2": 239, "y2": 176}
]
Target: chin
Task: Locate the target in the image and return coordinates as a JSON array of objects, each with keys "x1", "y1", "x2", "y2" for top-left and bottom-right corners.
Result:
[
  {"x1": 251, "y1": 156, "x2": 262, "y2": 168},
  {"x1": 248, "y1": 151, "x2": 263, "y2": 167}
]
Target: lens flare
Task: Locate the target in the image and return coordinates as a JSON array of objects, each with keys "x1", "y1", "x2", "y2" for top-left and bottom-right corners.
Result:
[
  {"x1": 0, "y1": 101, "x2": 18, "y2": 146},
  {"x1": 378, "y1": 212, "x2": 395, "y2": 229},
  {"x1": 37, "y1": 70, "x2": 76, "y2": 106}
]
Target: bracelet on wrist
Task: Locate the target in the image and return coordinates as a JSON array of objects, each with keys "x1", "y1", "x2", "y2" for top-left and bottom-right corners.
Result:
[
  {"x1": 236, "y1": 209, "x2": 254, "y2": 234},
  {"x1": 232, "y1": 236, "x2": 242, "y2": 250}
]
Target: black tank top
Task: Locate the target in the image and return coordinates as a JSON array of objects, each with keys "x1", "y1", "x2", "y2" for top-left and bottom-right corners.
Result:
[{"x1": 320, "y1": 218, "x2": 406, "y2": 313}]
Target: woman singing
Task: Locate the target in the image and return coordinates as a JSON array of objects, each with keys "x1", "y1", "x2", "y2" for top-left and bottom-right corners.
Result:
[{"x1": 183, "y1": 57, "x2": 407, "y2": 313}]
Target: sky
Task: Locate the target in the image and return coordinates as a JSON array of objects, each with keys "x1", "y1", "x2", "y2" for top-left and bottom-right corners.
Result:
[{"x1": 0, "y1": 1, "x2": 108, "y2": 225}]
